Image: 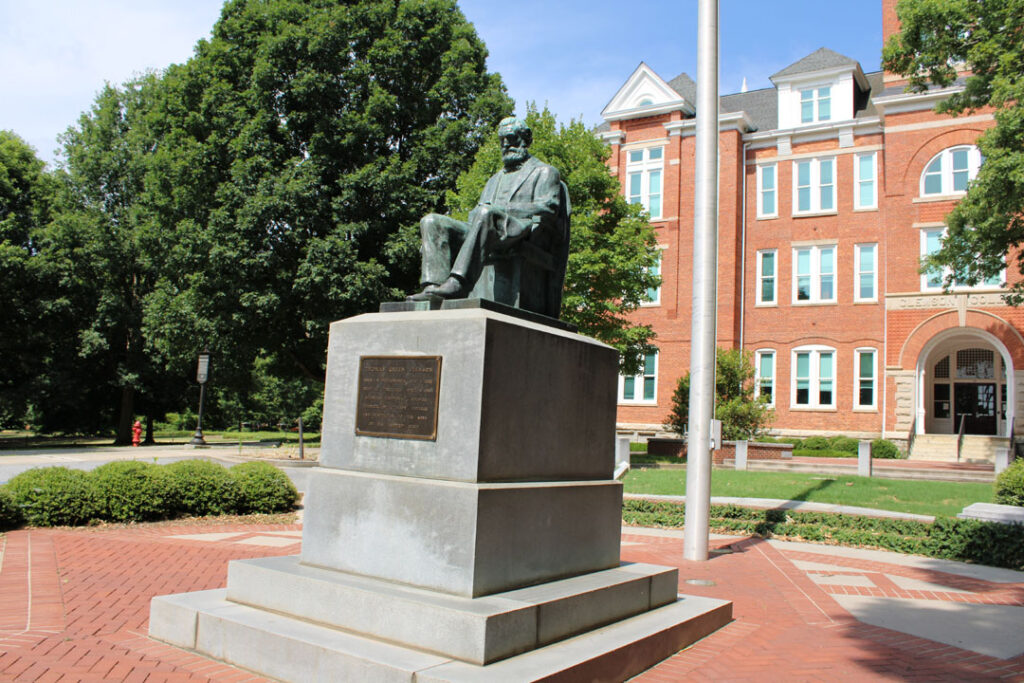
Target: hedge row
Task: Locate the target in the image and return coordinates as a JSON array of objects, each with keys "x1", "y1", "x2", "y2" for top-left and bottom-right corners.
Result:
[
  {"x1": 623, "y1": 498, "x2": 1024, "y2": 570},
  {"x1": 758, "y1": 436, "x2": 901, "y2": 459},
  {"x1": 0, "y1": 460, "x2": 298, "y2": 530}
]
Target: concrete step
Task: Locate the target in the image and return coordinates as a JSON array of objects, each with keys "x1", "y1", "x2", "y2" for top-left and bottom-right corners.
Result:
[
  {"x1": 150, "y1": 585, "x2": 733, "y2": 682},
  {"x1": 908, "y1": 434, "x2": 1008, "y2": 465}
]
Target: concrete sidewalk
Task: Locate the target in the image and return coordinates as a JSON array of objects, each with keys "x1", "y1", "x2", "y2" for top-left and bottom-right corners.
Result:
[
  {"x1": 0, "y1": 519, "x2": 1021, "y2": 681},
  {"x1": 0, "y1": 444, "x2": 319, "y2": 489}
]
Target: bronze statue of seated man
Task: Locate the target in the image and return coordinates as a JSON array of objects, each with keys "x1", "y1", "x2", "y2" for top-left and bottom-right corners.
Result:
[{"x1": 409, "y1": 116, "x2": 570, "y2": 318}]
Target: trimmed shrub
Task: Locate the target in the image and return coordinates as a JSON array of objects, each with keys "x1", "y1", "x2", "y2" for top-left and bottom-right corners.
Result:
[
  {"x1": 871, "y1": 438, "x2": 901, "y2": 459},
  {"x1": 0, "y1": 487, "x2": 24, "y2": 530},
  {"x1": 231, "y1": 462, "x2": 299, "y2": 514},
  {"x1": 828, "y1": 436, "x2": 860, "y2": 454},
  {"x1": 5, "y1": 467, "x2": 101, "y2": 527},
  {"x1": 92, "y1": 461, "x2": 172, "y2": 522},
  {"x1": 622, "y1": 498, "x2": 1024, "y2": 570},
  {"x1": 165, "y1": 460, "x2": 240, "y2": 516},
  {"x1": 995, "y1": 459, "x2": 1024, "y2": 507},
  {"x1": 801, "y1": 436, "x2": 830, "y2": 451}
]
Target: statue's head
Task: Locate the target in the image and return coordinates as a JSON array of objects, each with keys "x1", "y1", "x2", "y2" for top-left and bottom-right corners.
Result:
[{"x1": 498, "y1": 116, "x2": 531, "y2": 170}]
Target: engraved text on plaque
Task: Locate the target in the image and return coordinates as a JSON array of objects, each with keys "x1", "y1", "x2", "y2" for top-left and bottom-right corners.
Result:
[{"x1": 355, "y1": 356, "x2": 441, "y2": 440}]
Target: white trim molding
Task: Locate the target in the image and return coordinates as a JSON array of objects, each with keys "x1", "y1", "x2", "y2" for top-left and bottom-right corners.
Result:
[
  {"x1": 872, "y1": 85, "x2": 964, "y2": 115},
  {"x1": 664, "y1": 110, "x2": 755, "y2": 137}
]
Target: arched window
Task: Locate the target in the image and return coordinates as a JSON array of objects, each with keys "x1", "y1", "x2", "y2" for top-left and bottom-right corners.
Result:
[{"x1": 920, "y1": 145, "x2": 981, "y2": 197}]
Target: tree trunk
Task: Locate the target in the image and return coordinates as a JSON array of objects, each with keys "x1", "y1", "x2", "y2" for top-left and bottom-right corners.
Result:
[
  {"x1": 114, "y1": 385, "x2": 134, "y2": 445},
  {"x1": 144, "y1": 414, "x2": 155, "y2": 444}
]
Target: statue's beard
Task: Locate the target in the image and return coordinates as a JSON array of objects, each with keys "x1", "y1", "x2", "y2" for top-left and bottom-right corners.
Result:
[{"x1": 502, "y1": 146, "x2": 529, "y2": 169}]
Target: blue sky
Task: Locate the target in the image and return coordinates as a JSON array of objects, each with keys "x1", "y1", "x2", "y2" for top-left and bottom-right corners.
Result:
[{"x1": 1, "y1": 1, "x2": 883, "y2": 167}]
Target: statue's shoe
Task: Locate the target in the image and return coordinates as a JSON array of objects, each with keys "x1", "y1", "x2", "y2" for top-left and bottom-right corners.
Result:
[{"x1": 429, "y1": 277, "x2": 464, "y2": 299}]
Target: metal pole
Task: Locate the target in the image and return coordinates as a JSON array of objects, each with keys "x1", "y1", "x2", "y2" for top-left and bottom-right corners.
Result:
[
  {"x1": 190, "y1": 383, "x2": 207, "y2": 446},
  {"x1": 683, "y1": 0, "x2": 719, "y2": 562},
  {"x1": 298, "y1": 416, "x2": 305, "y2": 460}
]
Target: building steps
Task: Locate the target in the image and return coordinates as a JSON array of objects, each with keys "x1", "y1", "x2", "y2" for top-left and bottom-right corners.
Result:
[{"x1": 908, "y1": 434, "x2": 1008, "y2": 465}]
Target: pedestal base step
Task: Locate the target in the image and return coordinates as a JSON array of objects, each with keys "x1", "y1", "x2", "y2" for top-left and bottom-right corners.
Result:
[
  {"x1": 221, "y1": 556, "x2": 680, "y2": 664},
  {"x1": 150, "y1": 586, "x2": 731, "y2": 682}
]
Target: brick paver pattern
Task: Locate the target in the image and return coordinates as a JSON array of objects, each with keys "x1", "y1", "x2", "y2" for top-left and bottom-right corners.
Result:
[{"x1": 0, "y1": 523, "x2": 1021, "y2": 682}]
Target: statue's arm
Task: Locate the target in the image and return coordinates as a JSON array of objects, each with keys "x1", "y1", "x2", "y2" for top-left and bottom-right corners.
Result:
[{"x1": 505, "y1": 166, "x2": 562, "y2": 231}]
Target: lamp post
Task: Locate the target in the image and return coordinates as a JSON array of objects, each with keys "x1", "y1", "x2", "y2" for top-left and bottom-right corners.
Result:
[{"x1": 190, "y1": 348, "x2": 211, "y2": 447}]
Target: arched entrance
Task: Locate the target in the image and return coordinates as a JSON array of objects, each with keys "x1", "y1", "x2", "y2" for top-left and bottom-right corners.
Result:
[{"x1": 915, "y1": 329, "x2": 1015, "y2": 436}]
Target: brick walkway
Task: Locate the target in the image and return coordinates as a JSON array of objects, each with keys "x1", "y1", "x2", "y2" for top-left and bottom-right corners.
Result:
[{"x1": 0, "y1": 523, "x2": 1021, "y2": 682}]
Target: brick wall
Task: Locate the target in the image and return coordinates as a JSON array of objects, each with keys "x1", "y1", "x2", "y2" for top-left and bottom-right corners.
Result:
[
  {"x1": 609, "y1": 3, "x2": 1018, "y2": 442},
  {"x1": 646, "y1": 438, "x2": 793, "y2": 463}
]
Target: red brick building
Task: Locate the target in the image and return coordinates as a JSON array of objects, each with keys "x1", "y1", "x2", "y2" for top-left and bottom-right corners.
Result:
[{"x1": 600, "y1": 0, "x2": 1019, "y2": 461}]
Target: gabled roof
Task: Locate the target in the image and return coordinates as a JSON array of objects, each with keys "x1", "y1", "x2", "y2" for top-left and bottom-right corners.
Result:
[
  {"x1": 770, "y1": 47, "x2": 860, "y2": 81},
  {"x1": 601, "y1": 62, "x2": 694, "y2": 121},
  {"x1": 666, "y1": 73, "x2": 696, "y2": 105}
]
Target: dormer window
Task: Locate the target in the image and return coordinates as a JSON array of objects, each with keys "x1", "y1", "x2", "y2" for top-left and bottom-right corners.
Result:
[
  {"x1": 800, "y1": 86, "x2": 831, "y2": 123},
  {"x1": 769, "y1": 48, "x2": 867, "y2": 130},
  {"x1": 638, "y1": 98, "x2": 654, "y2": 106}
]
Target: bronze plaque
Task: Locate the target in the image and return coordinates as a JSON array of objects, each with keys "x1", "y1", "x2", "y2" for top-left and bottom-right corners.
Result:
[{"x1": 355, "y1": 356, "x2": 441, "y2": 440}]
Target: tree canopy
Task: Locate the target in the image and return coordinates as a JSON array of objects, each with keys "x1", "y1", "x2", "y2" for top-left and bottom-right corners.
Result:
[
  {"x1": 447, "y1": 106, "x2": 660, "y2": 373},
  {"x1": 0, "y1": 131, "x2": 58, "y2": 427},
  {"x1": 882, "y1": 0, "x2": 1024, "y2": 302},
  {"x1": 6, "y1": 0, "x2": 512, "y2": 437}
]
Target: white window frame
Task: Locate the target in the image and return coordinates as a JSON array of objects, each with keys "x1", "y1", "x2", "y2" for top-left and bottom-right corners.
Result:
[
  {"x1": 799, "y1": 85, "x2": 832, "y2": 124},
  {"x1": 854, "y1": 152, "x2": 877, "y2": 210},
  {"x1": 757, "y1": 163, "x2": 777, "y2": 218},
  {"x1": 756, "y1": 249, "x2": 777, "y2": 305},
  {"x1": 618, "y1": 351, "x2": 658, "y2": 405},
  {"x1": 920, "y1": 227, "x2": 1003, "y2": 292},
  {"x1": 626, "y1": 146, "x2": 664, "y2": 219},
  {"x1": 919, "y1": 145, "x2": 982, "y2": 198},
  {"x1": 792, "y1": 244, "x2": 837, "y2": 304},
  {"x1": 792, "y1": 157, "x2": 836, "y2": 215},
  {"x1": 755, "y1": 349, "x2": 776, "y2": 407},
  {"x1": 641, "y1": 249, "x2": 662, "y2": 306},
  {"x1": 854, "y1": 347, "x2": 878, "y2": 411},
  {"x1": 854, "y1": 243, "x2": 877, "y2": 302},
  {"x1": 791, "y1": 345, "x2": 837, "y2": 410}
]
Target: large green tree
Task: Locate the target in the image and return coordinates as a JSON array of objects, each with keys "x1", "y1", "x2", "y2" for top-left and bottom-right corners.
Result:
[
  {"x1": 29, "y1": 0, "x2": 510, "y2": 437},
  {"x1": 883, "y1": 0, "x2": 1024, "y2": 302},
  {"x1": 138, "y1": 0, "x2": 512, "y2": 409},
  {"x1": 50, "y1": 77, "x2": 186, "y2": 442},
  {"x1": 447, "y1": 106, "x2": 660, "y2": 372},
  {"x1": 0, "y1": 132, "x2": 60, "y2": 427}
]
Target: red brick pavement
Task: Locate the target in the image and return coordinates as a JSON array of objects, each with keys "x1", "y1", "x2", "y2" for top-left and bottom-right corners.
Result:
[{"x1": 0, "y1": 523, "x2": 1021, "y2": 682}]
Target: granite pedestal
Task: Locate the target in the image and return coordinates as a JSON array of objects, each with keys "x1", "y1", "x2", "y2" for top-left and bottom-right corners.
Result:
[{"x1": 150, "y1": 305, "x2": 732, "y2": 681}]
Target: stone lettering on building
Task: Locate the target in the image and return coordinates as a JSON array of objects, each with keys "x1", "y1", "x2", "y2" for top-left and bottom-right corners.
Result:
[
  {"x1": 886, "y1": 292, "x2": 1006, "y2": 311},
  {"x1": 355, "y1": 356, "x2": 441, "y2": 440}
]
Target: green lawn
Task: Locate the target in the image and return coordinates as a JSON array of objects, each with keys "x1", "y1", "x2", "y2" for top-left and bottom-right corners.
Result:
[{"x1": 623, "y1": 468, "x2": 994, "y2": 518}]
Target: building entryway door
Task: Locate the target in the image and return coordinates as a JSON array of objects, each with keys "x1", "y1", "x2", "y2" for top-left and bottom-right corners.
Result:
[{"x1": 953, "y1": 383, "x2": 997, "y2": 435}]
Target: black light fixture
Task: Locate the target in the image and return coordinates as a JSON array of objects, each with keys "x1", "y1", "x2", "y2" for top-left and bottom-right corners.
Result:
[{"x1": 190, "y1": 348, "x2": 211, "y2": 447}]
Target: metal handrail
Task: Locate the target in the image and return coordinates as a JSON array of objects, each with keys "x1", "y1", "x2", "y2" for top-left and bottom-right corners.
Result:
[
  {"x1": 1009, "y1": 423, "x2": 1016, "y2": 464},
  {"x1": 907, "y1": 417, "x2": 916, "y2": 458},
  {"x1": 956, "y1": 414, "x2": 967, "y2": 462}
]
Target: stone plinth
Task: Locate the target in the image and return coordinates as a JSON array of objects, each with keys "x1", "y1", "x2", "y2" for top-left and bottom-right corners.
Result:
[
  {"x1": 149, "y1": 304, "x2": 732, "y2": 681},
  {"x1": 319, "y1": 307, "x2": 617, "y2": 482},
  {"x1": 302, "y1": 468, "x2": 622, "y2": 597}
]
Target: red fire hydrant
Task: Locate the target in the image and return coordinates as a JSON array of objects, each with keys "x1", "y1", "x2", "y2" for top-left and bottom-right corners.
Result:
[{"x1": 132, "y1": 420, "x2": 142, "y2": 447}]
